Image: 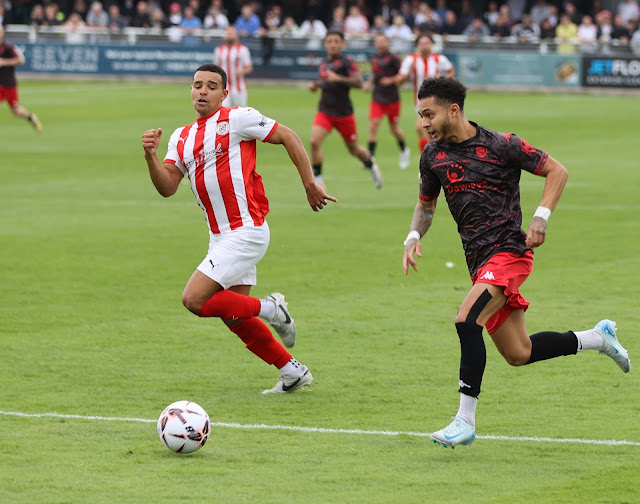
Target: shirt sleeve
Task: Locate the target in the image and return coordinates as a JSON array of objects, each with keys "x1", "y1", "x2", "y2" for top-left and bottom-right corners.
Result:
[
  {"x1": 240, "y1": 46, "x2": 252, "y2": 66},
  {"x1": 439, "y1": 55, "x2": 453, "y2": 73},
  {"x1": 419, "y1": 151, "x2": 441, "y2": 200},
  {"x1": 163, "y1": 128, "x2": 187, "y2": 174},
  {"x1": 501, "y1": 133, "x2": 549, "y2": 176},
  {"x1": 399, "y1": 55, "x2": 413, "y2": 76},
  {"x1": 234, "y1": 107, "x2": 278, "y2": 142}
]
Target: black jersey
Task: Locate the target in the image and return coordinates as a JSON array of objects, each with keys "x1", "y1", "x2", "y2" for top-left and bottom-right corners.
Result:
[
  {"x1": 317, "y1": 54, "x2": 359, "y2": 117},
  {"x1": 0, "y1": 42, "x2": 18, "y2": 88},
  {"x1": 419, "y1": 122, "x2": 549, "y2": 276},
  {"x1": 370, "y1": 51, "x2": 401, "y2": 104}
]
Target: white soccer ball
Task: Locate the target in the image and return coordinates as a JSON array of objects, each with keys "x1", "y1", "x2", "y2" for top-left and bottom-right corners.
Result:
[{"x1": 157, "y1": 400, "x2": 211, "y2": 454}]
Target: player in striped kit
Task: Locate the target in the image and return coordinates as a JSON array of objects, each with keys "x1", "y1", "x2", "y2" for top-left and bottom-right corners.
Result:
[
  {"x1": 142, "y1": 64, "x2": 336, "y2": 394},
  {"x1": 212, "y1": 26, "x2": 253, "y2": 107},
  {"x1": 396, "y1": 32, "x2": 454, "y2": 154}
]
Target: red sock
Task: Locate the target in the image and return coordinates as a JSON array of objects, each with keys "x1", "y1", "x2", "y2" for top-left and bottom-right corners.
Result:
[
  {"x1": 198, "y1": 290, "x2": 261, "y2": 320},
  {"x1": 229, "y1": 318, "x2": 291, "y2": 368},
  {"x1": 418, "y1": 138, "x2": 430, "y2": 152}
]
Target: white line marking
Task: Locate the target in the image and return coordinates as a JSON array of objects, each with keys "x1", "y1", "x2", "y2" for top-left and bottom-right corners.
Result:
[{"x1": 1, "y1": 411, "x2": 638, "y2": 447}]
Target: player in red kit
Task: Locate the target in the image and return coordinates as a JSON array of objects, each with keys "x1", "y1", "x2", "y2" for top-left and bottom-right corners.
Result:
[
  {"x1": 363, "y1": 32, "x2": 410, "y2": 170},
  {"x1": 0, "y1": 26, "x2": 42, "y2": 132},
  {"x1": 142, "y1": 64, "x2": 336, "y2": 394},
  {"x1": 402, "y1": 76, "x2": 630, "y2": 448},
  {"x1": 309, "y1": 31, "x2": 383, "y2": 190}
]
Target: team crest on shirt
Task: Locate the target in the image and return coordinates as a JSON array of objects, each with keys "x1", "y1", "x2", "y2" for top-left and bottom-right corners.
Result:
[
  {"x1": 476, "y1": 146, "x2": 488, "y2": 159},
  {"x1": 216, "y1": 121, "x2": 230, "y2": 135}
]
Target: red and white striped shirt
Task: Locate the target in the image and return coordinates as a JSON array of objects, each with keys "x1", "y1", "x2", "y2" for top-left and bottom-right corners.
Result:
[
  {"x1": 164, "y1": 106, "x2": 277, "y2": 234},
  {"x1": 212, "y1": 42, "x2": 252, "y2": 95},
  {"x1": 399, "y1": 53, "x2": 454, "y2": 105}
]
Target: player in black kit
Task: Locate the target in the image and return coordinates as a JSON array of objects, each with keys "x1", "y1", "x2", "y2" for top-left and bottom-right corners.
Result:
[
  {"x1": 0, "y1": 25, "x2": 42, "y2": 132},
  {"x1": 363, "y1": 32, "x2": 410, "y2": 170},
  {"x1": 309, "y1": 31, "x2": 382, "y2": 190},
  {"x1": 402, "y1": 76, "x2": 630, "y2": 449}
]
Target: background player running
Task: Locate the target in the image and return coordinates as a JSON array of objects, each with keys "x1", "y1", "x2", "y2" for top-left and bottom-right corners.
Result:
[
  {"x1": 309, "y1": 30, "x2": 383, "y2": 190},
  {"x1": 396, "y1": 32, "x2": 453, "y2": 153},
  {"x1": 0, "y1": 25, "x2": 42, "y2": 132},
  {"x1": 402, "y1": 76, "x2": 630, "y2": 448},
  {"x1": 362, "y1": 32, "x2": 411, "y2": 170}
]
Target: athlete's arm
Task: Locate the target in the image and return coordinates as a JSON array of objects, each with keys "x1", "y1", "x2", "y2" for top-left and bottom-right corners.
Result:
[
  {"x1": 525, "y1": 155, "x2": 568, "y2": 248},
  {"x1": 325, "y1": 69, "x2": 362, "y2": 88},
  {"x1": 142, "y1": 128, "x2": 184, "y2": 197},
  {"x1": 266, "y1": 124, "x2": 337, "y2": 211},
  {"x1": 403, "y1": 197, "x2": 437, "y2": 274},
  {"x1": 0, "y1": 48, "x2": 25, "y2": 67}
]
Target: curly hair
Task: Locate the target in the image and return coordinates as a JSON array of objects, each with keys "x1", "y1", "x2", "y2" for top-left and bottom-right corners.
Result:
[{"x1": 417, "y1": 76, "x2": 468, "y2": 110}]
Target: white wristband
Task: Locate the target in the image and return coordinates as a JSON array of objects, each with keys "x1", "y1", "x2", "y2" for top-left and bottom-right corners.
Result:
[
  {"x1": 533, "y1": 206, "x2": 552, "y2": 221},
  {"x1": 404, "y1": 230, "x2": 420, "y2": 246}
]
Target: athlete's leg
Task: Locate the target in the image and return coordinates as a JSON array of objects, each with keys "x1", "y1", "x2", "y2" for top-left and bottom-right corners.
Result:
[
  {"x1": 367, "y1": 116, "x2": 382, "y2": 156},
  {"x1": 345, "y1": 139, "x2": 373, "y2": 163},
  {"x1": 310, "y1": 124, "x2": 330, "y2": 183},
  {"x1": 415, "y1": 117, "x2": 431, "y2": 153}
]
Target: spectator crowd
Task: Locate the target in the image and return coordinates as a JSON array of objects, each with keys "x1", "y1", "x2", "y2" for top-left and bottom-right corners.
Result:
[{"x1": 1, "y1": 0, "x2": 639, "y2": 54}]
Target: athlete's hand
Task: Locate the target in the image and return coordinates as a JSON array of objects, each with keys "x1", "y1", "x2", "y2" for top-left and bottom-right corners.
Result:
[
  {"x1": 362, "y1": 81, "x2": 372, "y2": 92},
  {"x1": 325, "y1": 69, "x2": 342, "y2": 83},
  {"x1": 403, "y1": 239, "x2": 422, "y2": 274},
  {"x1": 379, "y1": 76, "x2": 396, "y2": 87},
  {"x1": 142, "y1": 128, "x2": 163, "y2": 157},
  {"x1": 309, "y1": 81, "x2": 318, "y2": 92},
  {"x1": 526, "y1": 217, "x2": 547, "y2": 248},
  {"x1": 306, "y1": 184, "x2": 337, "y2": 212}
]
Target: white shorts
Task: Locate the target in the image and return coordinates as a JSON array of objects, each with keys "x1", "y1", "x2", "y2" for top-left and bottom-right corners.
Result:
[
  {"x1": 223, "y1": 90, "x2": 248, "y2": 108},
  {"x1": 196, "y1": 222, "x2": 270, "y2": 289}
]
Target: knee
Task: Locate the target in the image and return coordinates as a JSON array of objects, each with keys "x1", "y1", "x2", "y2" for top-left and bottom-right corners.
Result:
[
  {"x1": 310, "y1": 137, "x2": 322, "y2": 151},
  {"x1": 182, "y1": 291, "x2": 203, "y2": 315},
  {"x1": 502, "y1": 349, "x2": 530, "y2": 367}
]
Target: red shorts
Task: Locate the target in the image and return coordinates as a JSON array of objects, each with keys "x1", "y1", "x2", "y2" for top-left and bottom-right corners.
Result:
[
  {"x1": 312, "y1": 112, "x2": 358, "y2": 143},
  {"x1": 369, "y1": 101, "x2": 400, "y2": 124},
  {"x1": 471, "y1": 250, "x2": 534, "y2": 334},
  {"x1": 0, "y1": 86, "x2": 19, "y2": 108}
]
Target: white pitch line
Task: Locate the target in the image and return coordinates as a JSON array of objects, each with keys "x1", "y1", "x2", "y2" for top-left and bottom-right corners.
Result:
[{"x1": 1, "y1": 411, "x2": 638, "y2": 447}]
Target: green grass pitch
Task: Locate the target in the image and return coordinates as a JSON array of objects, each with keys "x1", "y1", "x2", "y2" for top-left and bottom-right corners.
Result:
[{"x1": 1, "y1": 80, "x2": 639, "y2": 503}]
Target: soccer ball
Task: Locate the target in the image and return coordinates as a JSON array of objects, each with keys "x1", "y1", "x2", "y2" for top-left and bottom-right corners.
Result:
[{"x1": 157, "y1": 400, "x2": 210, "y2": 454}]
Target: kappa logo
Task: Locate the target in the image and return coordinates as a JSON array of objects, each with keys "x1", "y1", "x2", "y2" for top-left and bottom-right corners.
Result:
[
  {"x1": 480, "y1": 271, "x2": 495, "y2": 280},
  {"x1": 459, "y1": 380, "x2": 472, "y2": 389},
  {"x1": 435, "y1": 151, "x2": 448, "y2": 160}
]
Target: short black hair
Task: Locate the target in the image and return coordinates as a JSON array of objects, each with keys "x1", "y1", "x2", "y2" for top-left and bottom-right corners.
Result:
[
  {"x1": 325, "y1": 30, "x2": 345, "y2": 40},
  {"x1": 415, "y1": 31, "x2": 434, "y2": 46},
  {"x1": 194, "y1": 63, "x2": 227, "y2": 89},
  {"x1": 417, "y1": 76, "x2": 467, "y2": 110}
]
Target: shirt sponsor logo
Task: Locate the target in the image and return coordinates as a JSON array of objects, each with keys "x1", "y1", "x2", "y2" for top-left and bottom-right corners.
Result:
[{"x1": 185, "y1": 143, "x2": 223, "y2": 169}]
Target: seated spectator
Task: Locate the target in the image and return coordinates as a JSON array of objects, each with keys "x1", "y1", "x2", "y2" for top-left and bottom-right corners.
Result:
[
  {"x1": 86, "y1": 1, "x2": 108, "y2": 28},
  {"x1": 180, "y1": 5, "x2": 203, "y2": 44},
  {"x1": 328, "y1": 6, "x2": 345, "y2": 32},
  {"x1": 168, "y1": 2, "x2": 182, "y2": 26},
  {"x1": 203, "y1": 2, "x2": 229, "y2": 29},
  {"x1": 149, "y1": 8, "x2": 169, "y2": 32},
  {"x1": 263, "y1": 4, "x2": 282, "y2": 35},
  {"x1": 577, "y1": 14, "x2": 598, "y2": 48},
  {"x1": 564, "y1": 2, "x2": 583, "y2": 25},
  {"x1": 595, "y1": 10, "x2": 613, "y2": 44},
  {"x1": 30, "y1": 4, "x2": 46, "y2": 27},
  {"x1": 279, "y1": 16, "x2": 299, "y2": 37},
  {"x1": 399, "y1": 1, "x2": 415, "y2": 30},
  {"x1": 529, "y1": 0, "x2": 551, "y2": 26},
  {"x1": 298, "y1": 14, "x2": 327, "y2": 38},
  {"x1": 71, "y1": 0, "x2": 88, "y2": 20},
  {"x1": 631, "y1": 23, "x2": 640, "y2": 55},
  {"x1": 617, "y1": 0, "x2": 640, "y2": 24},
  {"x1": 556, "y1": 13, "x2": 578, "y2": 53},
  {"x1": 546, "y1": 4, "x2": 559, "y2": 27},
  {"x1": 63, "y1": 11, "x2": 87, "y2": 44},
  {"x1": 385, "y1": 14, "x2": 413, "y2": 40},
  {"x1": 344, "y1": 5, "x2": 369, "y2": 38},
  {"x1": 511, "y1": 14, "x2": 540, "y2": 42},
  {"x1": 43, "y1": 3, "x2": 64, "y2": 25},
  {"x1": 370, "y1": 14, "x2": 389, "y2": 35},
  {"x1": 414, "y1": 1, "x2": 441, "y2": 32},
  {"x1": 611, "y1": 14, "x2": 631, "y2": 42},
  {"x1": 107, "y1": 4, "x2": 128, "y2": 31},
  {"x1": 441, "y1": 10, "x2": 463, "y2": 36},
  {"x1": 234, "y1": 3, "x2": 261, "y2": 37},
  {"x1": 463, "y1": 17, "x2": 490, "y2": 42},
  {"x1": 539, "y1": 18, "x2": 556, "y2": 39},
  {"x1": 490, "y1": 4, "x2": 512, "y2": 38},
  {"x1": 484, "y1": 0, "x2": 500, "y2": 29},
  {"x1": 131, "y1": 0, "x2": 151, "y2": 28}
]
